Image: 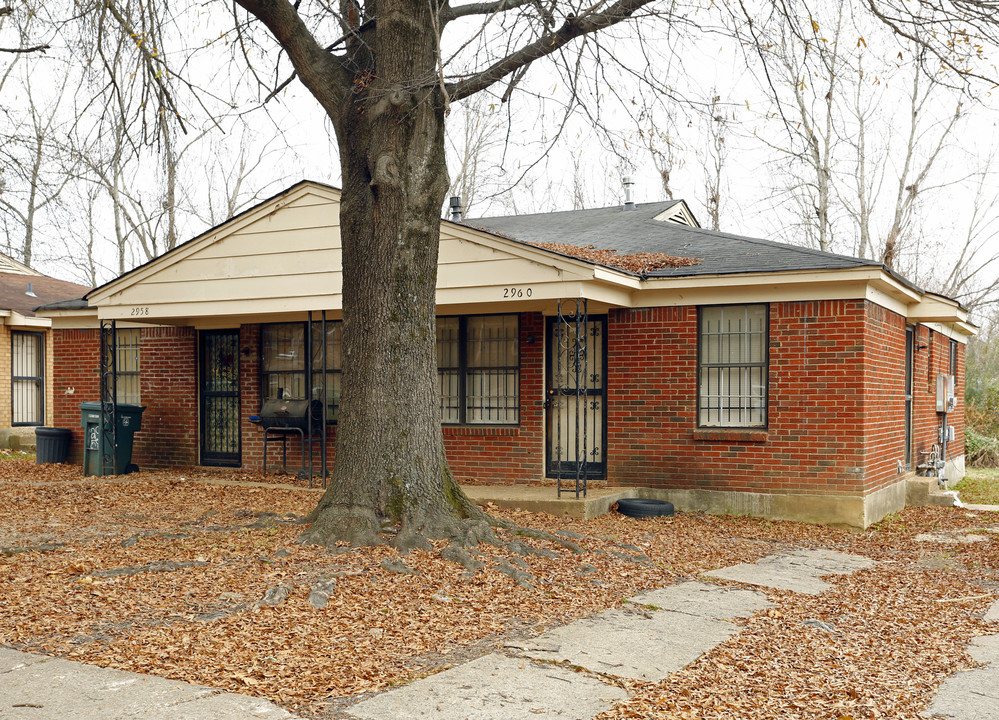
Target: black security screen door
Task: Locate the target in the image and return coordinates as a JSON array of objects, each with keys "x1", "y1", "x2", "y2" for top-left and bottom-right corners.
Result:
[
  {"x1": 546, "y1": 307, "x2": 607, "y2": 488},
  {"x1": 200, "y1": 330, "x2": 241, "y2": 466}
]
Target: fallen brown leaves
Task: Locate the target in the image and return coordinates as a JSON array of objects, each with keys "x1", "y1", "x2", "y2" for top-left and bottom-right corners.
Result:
[
  {"x1": 0, "y1": 463, "x2": 996, "y2": 719},
  {"x1": 528, "y1": 242, "x2": 701, "y2": 274}
]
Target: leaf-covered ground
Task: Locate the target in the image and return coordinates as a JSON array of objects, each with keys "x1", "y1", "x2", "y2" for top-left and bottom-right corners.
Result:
[{"x1": 1, "y1": 462, "x2": 996, "y2": 719}]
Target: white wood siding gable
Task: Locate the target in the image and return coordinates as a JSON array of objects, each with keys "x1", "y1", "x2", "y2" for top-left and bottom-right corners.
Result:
[{"x1": 87, "y1": 182, "x2": 637, "y2": 322}]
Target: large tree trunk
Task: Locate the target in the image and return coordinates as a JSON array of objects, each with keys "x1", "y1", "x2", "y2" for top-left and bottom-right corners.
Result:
[{"x1": 300, "y1": 4, "x2": 485, "y2": 549}]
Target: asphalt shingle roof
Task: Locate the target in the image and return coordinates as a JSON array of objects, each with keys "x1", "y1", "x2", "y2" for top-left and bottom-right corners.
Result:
[
  {"x1": 467, "y1": 201, "x2": 881, "y2": 278},
  {"x1": 0, "y1": 273, "x2": 90, "y2": 317}
]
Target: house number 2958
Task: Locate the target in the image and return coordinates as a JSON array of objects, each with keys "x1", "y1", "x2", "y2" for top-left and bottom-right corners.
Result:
[
  {"x1": 503, "y1": 287, "x2": 532, "y2": 298},
  {"x1": 130, "y1": 307, "x2": 150, "y2": 316}
]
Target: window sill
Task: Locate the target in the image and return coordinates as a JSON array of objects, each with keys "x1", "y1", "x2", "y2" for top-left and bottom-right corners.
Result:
[
  {"x1": 443, "y1": 426, "x2": 519, "y2": 436},
  {"x1": 693, "y1": 428, "x2": 768, "y2": 443}
]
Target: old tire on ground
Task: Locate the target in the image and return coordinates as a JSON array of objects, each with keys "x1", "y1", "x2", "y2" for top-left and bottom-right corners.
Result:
[{"x1": 616, "y1": 498, "x2": 675, "y2": 519}]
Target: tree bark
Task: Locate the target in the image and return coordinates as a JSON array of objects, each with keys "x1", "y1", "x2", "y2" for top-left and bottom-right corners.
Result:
[{"x1": 294, "y1": 1, "x2": 487, "y2": 548}]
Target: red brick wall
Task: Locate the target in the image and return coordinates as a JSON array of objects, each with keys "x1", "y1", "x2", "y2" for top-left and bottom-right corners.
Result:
[
  {"x1": 51, "y1": 303, "x2": 967, "y2": 495},
  {"x1": 133, "y1": 327, "x2": 198, "y2": 467},
  {"x1": 605, "y1": 301, "x2": 869, "y2": 495},
  {"x1": 861, "y1": 304, "x2": 906, "y2": 492},
  {"x1": 53, "y1": 329, "x2": 100, "y2": 464},
  {"x1": 52, "y1": 327, "x2": 198, "y2": 467}
]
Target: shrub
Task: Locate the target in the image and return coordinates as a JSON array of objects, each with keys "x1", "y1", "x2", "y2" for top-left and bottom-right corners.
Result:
[{"x1": 966, "y1": 428, "x2": 999, "y2": 467}]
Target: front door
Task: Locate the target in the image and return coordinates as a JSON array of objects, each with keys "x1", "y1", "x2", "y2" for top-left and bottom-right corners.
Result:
[
  {"x1": 546, "y1": 313, "x2": 607, "y2": 480},
  {"x1": 200, "y1": 330, "x2": 241, "y2": 466}
]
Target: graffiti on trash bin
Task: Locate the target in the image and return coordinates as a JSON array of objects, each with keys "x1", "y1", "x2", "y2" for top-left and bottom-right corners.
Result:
[{"x1": 88, "y1": 425, "x2": 100, "y2": 450}]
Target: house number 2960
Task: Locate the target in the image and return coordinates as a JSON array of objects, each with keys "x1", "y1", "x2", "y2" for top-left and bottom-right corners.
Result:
[{"x1": 503, "y1": 287, "x2": 532, "y2": 298}]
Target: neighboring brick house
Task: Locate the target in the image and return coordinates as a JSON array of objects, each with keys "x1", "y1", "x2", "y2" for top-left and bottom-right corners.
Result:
[
  {"x1": 0, "y1": 253, "x2": 89, "y2": 444},
  {"x1": 36, "y1": 181, "x2": 974, "y2": 527}
]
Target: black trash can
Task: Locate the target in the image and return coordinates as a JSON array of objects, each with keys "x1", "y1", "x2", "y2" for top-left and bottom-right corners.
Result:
[
  {"x1": 35, "y1": 427, "x2": 73, "y2": 464},
  {"x1": 79, "y1": 402, "x2": 146, "y2": 476}
]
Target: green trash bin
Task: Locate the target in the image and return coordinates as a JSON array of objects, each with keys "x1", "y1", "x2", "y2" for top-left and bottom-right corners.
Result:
[{"x1": 80, "y1": 402, "x2": 146, "y2": 476}]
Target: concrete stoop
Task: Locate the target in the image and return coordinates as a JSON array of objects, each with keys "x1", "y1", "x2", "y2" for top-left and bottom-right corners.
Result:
[
  {"x1": 906, "y1": 476, "x2": 960, "y2": 508},
  {"x1": 460, "y1": 485, "x2": 639, "y2": 520},
  {"x1": 906, "y1": 475, "x2": 987, "y2": 510},
  {"x1": 0, "y1": 427, "x2": 37, "y2": 451}
]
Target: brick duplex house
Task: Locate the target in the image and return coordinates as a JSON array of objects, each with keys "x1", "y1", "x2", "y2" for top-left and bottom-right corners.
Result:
[{"x1": 37, "y1": 181, "x2": 974, "y2": 528}]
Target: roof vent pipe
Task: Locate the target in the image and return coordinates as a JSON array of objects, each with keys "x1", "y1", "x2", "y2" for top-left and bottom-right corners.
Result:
[
  {"x1": 449, "y1": 196, "x2": 463, "y2": 222},
  {"x1": 25, "y1": 283, "x2": 37, "y2": 298},
  {"x1": 622, "y1": 176, "x2": 636, "y2": 210}
]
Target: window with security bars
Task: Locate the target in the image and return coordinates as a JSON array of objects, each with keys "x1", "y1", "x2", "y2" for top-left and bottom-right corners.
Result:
[
  {"x1": 311, "y1": 321, "x2": 343, "y2": 422},
  {"x1": 11, "y1": 331, "x2": 43, "y2": 425},
  {"x1": 262, "y1": 323, "x2": 307, "y2": 400},
  {"x1": 261, "y1": 321, "x2": 343, "y2": 421},
  {"x1": 436, "y1": 314, "x2": 519, "y2": 425},
  {"x1": 114, "y1": 329, "x2": 141, "y2": 405},
  {"x1": 698, "y1": 305, "x2": 767, "y2": 427}
]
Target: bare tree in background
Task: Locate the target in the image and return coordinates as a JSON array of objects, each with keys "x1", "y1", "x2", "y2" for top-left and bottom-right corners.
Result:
[
  {"x1": 445, "y1": 95, "x2": 506, "y2": 217},
  {"x1": 877, "y1": 68, "x2": 962, "y2": 269},
  {"x1": 0, "y1": 61, "x2": 74, "y2": 266},
  {"x1": 937, "y1": 165, "x2": 999, "y2": 311},
  {"x1": 642, "y1": 126, "x2": 682, "y2": 201},
  {"x1": 741, "y1": 0, "x2": 848, "y2": 252},
  {"x1": 701, "y1": 93, "x2": 729, "y2": 231},
  {"x1": 0, "y1": 3, "x2": 50, "y2": 54},
  {"x1": 839, "y1": 54, "x2": 964, "y2": 272}
]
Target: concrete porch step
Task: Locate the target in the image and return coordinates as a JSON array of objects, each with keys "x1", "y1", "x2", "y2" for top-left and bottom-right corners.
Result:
[
  {"x1": 460, "y1": 485, "x2": 639, "y2": 520},
  {"x1": 0, "y1": 427, "x2": 37, "y2": 451}
]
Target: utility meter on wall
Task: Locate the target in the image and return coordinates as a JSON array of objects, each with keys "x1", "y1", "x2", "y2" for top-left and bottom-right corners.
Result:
[{"x1": 936, "y1": 374, "x2": 956, "y2": 413}]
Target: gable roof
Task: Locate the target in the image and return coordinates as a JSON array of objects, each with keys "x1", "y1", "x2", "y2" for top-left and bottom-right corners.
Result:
[
  {"x1": 84, "y1": 180, "x2": 336, "y2": 302},
  {"x1": 81, "y1": 180, "x2": 632, "y2": 322},
  {"x1": 467, "y1": 201, "x2": 882, "y2": 279},
  {"x1": 0, "y1": 272, "x2": 90, "y2": 317},
  {"x1": 60, "y1": 179, "x2": 970, "y2": 339}
]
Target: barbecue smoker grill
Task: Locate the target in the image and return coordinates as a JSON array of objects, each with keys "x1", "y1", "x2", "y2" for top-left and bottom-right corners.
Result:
[{"x1": 250, "y1": 399, "x2": 324, "y2": 478}]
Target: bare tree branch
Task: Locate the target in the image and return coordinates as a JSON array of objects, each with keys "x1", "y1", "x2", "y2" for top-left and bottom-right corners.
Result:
[
  {"x1": 447, "y1": 0, "x2": 653, "y2": 102},
  {"x1": 0, "y1": 43, "x2": 49, "y2": 53},
  {"x1": 440, "y1": 0, "x2": 534, "y2": 24},
  {"x1": 232, "y1": 0, "x2": 349, "y2": 118}
]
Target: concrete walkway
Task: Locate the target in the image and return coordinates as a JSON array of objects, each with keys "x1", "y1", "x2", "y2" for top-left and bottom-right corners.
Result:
[
  {"x1": 923, "y1": 599, "x2": 999, "y2": 720},
  {"x1": 1, "y1": 548, "x2": 992, "y2": 720},
  {"x1": 345, "y1": 549, "x2": 869, "y2": 720},
  {"x1": 0, "y1": 649, "x2": 295, "y2": 719}
]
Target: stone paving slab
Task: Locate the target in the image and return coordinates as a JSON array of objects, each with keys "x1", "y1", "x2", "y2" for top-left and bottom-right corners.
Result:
[
  {"x1": 702, "y1": 549, "x2": 875, "y2": 594},
  {"x1": 985, "y1": 599, "x2": 999, "y2": 623},
  {"x1": 0, "y1": 649, "x2": 47, "y2": 674},
  {"x1": 0, "y1": 649, "x2": 296, "y2": 720},
  {"x1": 505, "y1": 606, "x2": 743, "y2": 681},
  {"x1": 629, "y1": 581, "x2": 773, "y2": 619},
  {"x1": 923, "y1": 635, "x2": 999, "y2": 719},
  {"x1": 347, "y1": 653, "x2": 626, "y2": 720}
]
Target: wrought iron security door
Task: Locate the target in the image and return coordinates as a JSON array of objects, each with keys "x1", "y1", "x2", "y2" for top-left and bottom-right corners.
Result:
[
  {"x1": 200, "y1": 330, "x2": 241, "y2": 466},
  {"x1": 546, "y1": 300, "x2": 607, "y2": 496}
]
